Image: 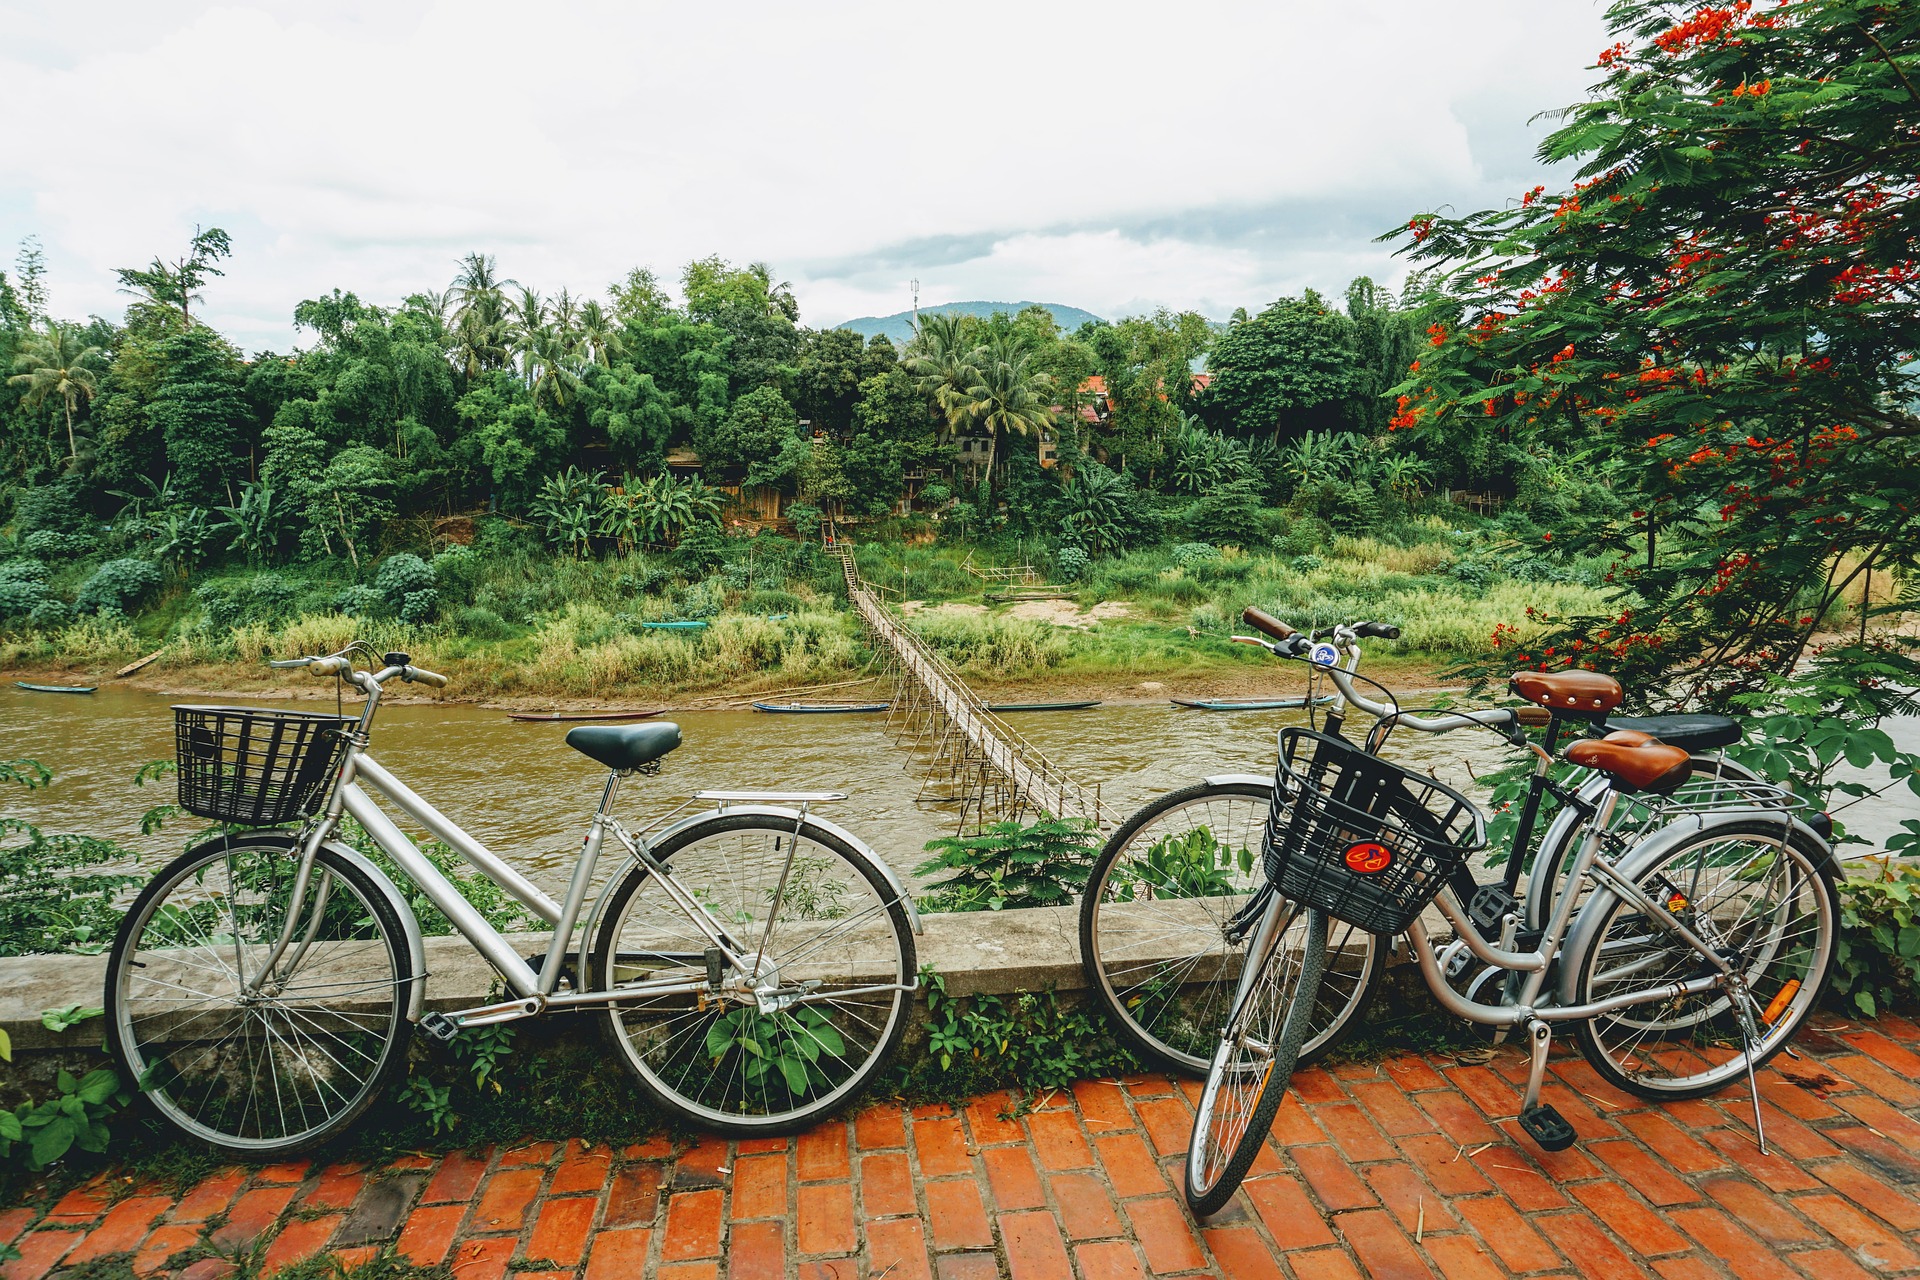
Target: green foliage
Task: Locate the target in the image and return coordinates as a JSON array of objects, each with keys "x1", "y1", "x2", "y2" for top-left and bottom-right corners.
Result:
[
  {"x1": 705, "y1": 1005, "x2": 847, "y2": 1097},
  {"x1": 914, "y1": 967, "x2": 1136, "y2": 1096},
  {"x1": 1054, "y1": 545, "x2": 1089, "y2": 582},
  {"x1": 1834, "y1": 867, "x2": 1920, "y2": 1018},
  {"x1": 916, "y1": 818, "x2": 1095, "y2": 913},
  {"x1": 0, "y1": 577, "x2": 49, "y2": 621},
  {"x1": 196, "y1": 573, "x2": 298, "y2": 631},
  {"x1": 0, "y1": 761, "x2": 143, "y2": 956},
  {"x1": 74, "y1": 558, "x2": 162, "y2": 615},
  {"x1": 0, "y1": 1068, "x2": 129, "y2": 1173},
  {"x1": 1204, "y1": 291, "x2": 1365, "y2": 439}
]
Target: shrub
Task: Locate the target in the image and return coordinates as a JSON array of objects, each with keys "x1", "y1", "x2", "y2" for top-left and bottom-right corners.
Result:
[
  {"x1": 0, "y1": 580, "x2": 49, "y2": 620},
  {"x1": 0, "y1": 561, "x2": 48, "y2": 584},
  {"x1": 21, "y1": 530, "x2": 92, "y2": 560},
  {"x1": 614, "y1": 562, "x2": 674, "y2": 597},
  {"x1": 334, "y1": 584, "x2": 384, "y2": 618},
  {"x1": 374, "y1": 553, "x2": 436, "y2": 611},
  {"x1": 431, "y1": 545, "x2": 482, "y2": 598},
  {"x1": 452, "y1": 606, "x2": 514, "y2": 639},
  {"x1": 27, "y1": 599, "x2": 73, "y2": 630},
  {"x1": 74, "y1": 559, "x2": 162, "y2": 615},
  {"x1": 1170, "y1": 542, "x2": 1220, "y2": 568},
  {"x1": 196, "y1": 575, "x2": 298, "y2": 631},
  {"x1": 915, "y1": 819, "x2": 1097, "y2": 912},
  {"x1": 787, "y1": 503, "x2": 823, "y2": 541},
  {"x1": 1055, "y1": 545, "x2": 1089, "y2": 582},
  {"x1": 400, "y1": 589, "x2": 439, "y2": 624},
  {"x1": 743, "y1": 589, "x2": 803, "y2": 616}
]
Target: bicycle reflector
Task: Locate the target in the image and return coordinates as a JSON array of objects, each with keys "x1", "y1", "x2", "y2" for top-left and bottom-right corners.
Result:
[{"x1": 1343, "y1": 842, "x2": 1393, "y2": 874}]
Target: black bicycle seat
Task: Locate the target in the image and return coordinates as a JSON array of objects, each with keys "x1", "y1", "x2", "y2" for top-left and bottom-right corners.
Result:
[
  {"x1": 565, "y1": 722, "x2": 683, "y2": 772},
  {"x1": 1598, "y1": 712, "x2": 1741, "y2": 752}
]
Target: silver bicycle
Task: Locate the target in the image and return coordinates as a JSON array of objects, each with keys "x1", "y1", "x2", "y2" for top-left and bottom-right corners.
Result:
[
  {"x1": 1182, "y1": 611, "x2": 1837, "y2": 1217},
  {"x1": 104, "y1": 643, "x2": 920, "y2": 1156}
]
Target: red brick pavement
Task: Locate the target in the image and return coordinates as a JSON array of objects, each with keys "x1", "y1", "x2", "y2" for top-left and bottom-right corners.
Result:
[{"x1": 7, "y1": 1015, "x2": 1920, "y2": 1278}]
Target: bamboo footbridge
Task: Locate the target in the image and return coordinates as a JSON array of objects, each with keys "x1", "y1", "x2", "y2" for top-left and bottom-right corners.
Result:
[{"x1": 827, "y1": 534, "x2": 1116, "y2": 832}]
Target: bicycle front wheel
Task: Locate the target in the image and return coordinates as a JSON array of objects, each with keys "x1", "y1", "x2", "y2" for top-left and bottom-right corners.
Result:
[
  {"x1": 1184, "y1": 902, "x2": 1328, "y2": 1218},
  {"x1": 591, "y1": 813, "x2": 915, "y2": 1134},
  {"x1": 105, "y1": 835, "x2": 413, "y2": 1158},
  {"x1": 1570, "y1": 819, "x2": 1837, "y2": 1100},
  {"x1": 1081, "y1": 782, "x2": 1381, "y2": 1076}
]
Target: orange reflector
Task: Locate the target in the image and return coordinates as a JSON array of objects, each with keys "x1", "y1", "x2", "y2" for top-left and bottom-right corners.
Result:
[
  {"x1": 1344, "y1": 842, "x2": 1393, "y2": 874},
  {"x1": 1762, "y1": 979, "x2": 1801, "y2": 1026}
]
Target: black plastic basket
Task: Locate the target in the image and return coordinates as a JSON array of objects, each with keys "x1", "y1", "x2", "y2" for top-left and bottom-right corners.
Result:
[
  {"x1": 1262, "y1": 728, "x2": 1486, "y2": 935},
  {"x1": 173, "y1": 705, "x2": 352, "y2": 825}
]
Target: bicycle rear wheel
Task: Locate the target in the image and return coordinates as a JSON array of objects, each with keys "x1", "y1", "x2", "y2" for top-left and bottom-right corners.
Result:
[
  {"x1": 104, "y1": 835, "x2": 412, "y2": 1158},
  {"x1": 1080, "y1": 782, "x2": 1382, "y2": 1076},
  {"x1": 1184, "y1": 901, "x2": 1328, "y2": 1218},
  {"x1": 591, "y1": 813, "x2": 915, "y2": 1134},
  {"x1": 1570, "y1": 819, "x2": 1837, "y2": 1100}
]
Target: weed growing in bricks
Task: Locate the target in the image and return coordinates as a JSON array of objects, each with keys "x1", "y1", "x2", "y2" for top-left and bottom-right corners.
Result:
[{"x1": 894, "y1": 966, "x2": 1139, "y2": 1103}]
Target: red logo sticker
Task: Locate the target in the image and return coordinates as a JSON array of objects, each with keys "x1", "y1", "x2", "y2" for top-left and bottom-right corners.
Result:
[{"x1": 1344, "y1": 842, "x2": 1393, "y2": 874}]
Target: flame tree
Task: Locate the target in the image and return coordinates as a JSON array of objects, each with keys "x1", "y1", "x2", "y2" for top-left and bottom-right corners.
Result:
[{"x1": 1388, "y1": 0, "x2": 1919, "y2": 711}]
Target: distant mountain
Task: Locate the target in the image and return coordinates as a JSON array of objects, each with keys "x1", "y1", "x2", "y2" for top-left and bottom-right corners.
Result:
[{"x1": 834, "y1": 301, "x2": 1106, "y2": 347}]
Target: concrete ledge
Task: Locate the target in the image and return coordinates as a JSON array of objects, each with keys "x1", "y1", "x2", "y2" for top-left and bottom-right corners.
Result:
[{"x1": 0, "y1": 906, "x2": 1088, "y2": 1055}]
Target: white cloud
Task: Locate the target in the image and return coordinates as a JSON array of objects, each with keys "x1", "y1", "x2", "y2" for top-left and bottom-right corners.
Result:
[{"x1": 0, "y1": 0, "x2": 1612, "y2": 347}]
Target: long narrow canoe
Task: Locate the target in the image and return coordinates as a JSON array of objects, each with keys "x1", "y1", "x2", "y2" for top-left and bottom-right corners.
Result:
[
  {"x1": 15, "y1": 682, "x2": 96, "y2": 694},
  {"x1": 985, "y1": 700, "x2": 1102, "y2": 712},
  {"x1": 642, "y1": 620, "x2": 709, "y2": 631},
  {"x1": 507, "y1": 709, "x2": 663, "y2": 723},
  {"x1": 1170, "y1": 695, "x2": 1336, "y2": 711},
  {"x1": 752, "y1": 701, "x2": 891, "y2": 714}
]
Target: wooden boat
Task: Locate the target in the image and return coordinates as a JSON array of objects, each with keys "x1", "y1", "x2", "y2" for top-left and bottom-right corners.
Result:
[
  {"x1": 507, "y1": 709, "x2": 662, "y2": 723},
  {"x1": 14, "y1": 681, "x2": 96, "y2": 694},
  {"x1": 1170, "y1": 695, "x2": 1335, "y2": 711},
  {"x1": 113, "y1": 649, "x2": 165, "y2": 678},
  {"x1": 985, "y1": 700, "x2": 1102, "y2": 712},
  {"x1": 752, "y1": 701, "x2": 891, "y2": 714},
  {"x1": 642, "y1": 620, "x2": 709, "y2": 631}
]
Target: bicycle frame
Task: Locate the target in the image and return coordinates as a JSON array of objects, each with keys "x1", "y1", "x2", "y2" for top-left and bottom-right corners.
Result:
[{"x1": 243, "y1": 673, "x2": 917, "y2": 1033}]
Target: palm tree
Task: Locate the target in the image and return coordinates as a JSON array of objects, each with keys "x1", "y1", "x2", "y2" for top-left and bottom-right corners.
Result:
[
  {"x1": 9, "y1": 324, "x2": 104, "y2": 461},
  {"x1": 903, "y1": 314, "x2": 983, "y2": 435},
  {"x1": 448, "y1": 253, "x2": 513, "y2": 375},
  {"x1": 579, "y1": 300, "x2": 622, "y2": 367},
  {"x1": 510, "y1": 287, "x2": 547, "y2": 388},
  {"x1": 959, "y1": 339, "x2": 1055, "y2": 485}
]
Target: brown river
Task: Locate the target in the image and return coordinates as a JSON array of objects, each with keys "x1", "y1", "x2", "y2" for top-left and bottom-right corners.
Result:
[{"x1": 1, "y1": 683, "x2": 1522, "y2": 896}]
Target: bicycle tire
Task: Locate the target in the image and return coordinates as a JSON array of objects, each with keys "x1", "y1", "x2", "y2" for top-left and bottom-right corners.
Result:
[
  {"x1": 1569, "y1": 818, "x2": 1837, "y2": 1100},
  {"x1": 105, "y1": 834, "x2": 413, "y2": 1158},
  {"x1": 591, "y1": 812, "x2": 915, "y2": 1134},
  {"x1": 1080, "y1": 782, "x2": 1383, "y2": 1076},
  {"x1": 1184, "y1": 903, "x2": 1328, "y2": 1218}
]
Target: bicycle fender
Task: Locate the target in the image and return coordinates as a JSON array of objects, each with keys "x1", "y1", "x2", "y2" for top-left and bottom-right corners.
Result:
[
  {"x1": 177, "y1": 830, "x2": 429, "y2": 1022},
  {"x1": 1553, "y1": 809, "x2": 1831, "y2": 1007},
  {"x1": 1203, "y1": 773, "x2": 1276, "y2": 790},
  {"x1": 646, "y1": 806, "x2": 924, "y2": 936}
]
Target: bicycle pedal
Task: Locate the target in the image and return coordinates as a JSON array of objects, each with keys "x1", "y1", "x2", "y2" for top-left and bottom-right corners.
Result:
[
  {"x1": 1517, "y1": 1103, "x2": 1576, "y2": 1152},
  {"x1": 420, "y1": 1011, "x2": 461, "y2": 1043},
  {"x1": 1467, "y1": 884, "x2": 1518, "y2": 932}
]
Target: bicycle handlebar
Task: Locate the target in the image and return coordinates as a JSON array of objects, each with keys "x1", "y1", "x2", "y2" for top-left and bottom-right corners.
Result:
[
  {"x1": 1311, "y1": 621, "x2": 1401, "y2": 641},
  {"x1": 1241, "y1": 607, "x2": 1297, "y2": 640},
  {"x1": 268, "y1": 651, "x2": 446, "y2": 687}
]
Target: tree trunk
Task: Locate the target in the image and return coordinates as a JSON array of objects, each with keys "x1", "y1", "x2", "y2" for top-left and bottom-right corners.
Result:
[{"x1": 62, "y1": 395, "x2": 75, "y2": 460}]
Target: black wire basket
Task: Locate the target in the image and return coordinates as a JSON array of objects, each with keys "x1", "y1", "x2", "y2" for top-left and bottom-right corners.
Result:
[
  {"x1": 1262, "y1": 728, "x2": 1486, "y2": 935},
  {"x1": 173, "y1": 706, "x2": 353, "y2": 825}
]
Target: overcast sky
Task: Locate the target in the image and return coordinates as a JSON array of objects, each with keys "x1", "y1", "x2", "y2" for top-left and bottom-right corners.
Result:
[{"x1": 1, "y1": 1, "x2": 1612, "y2": 352}]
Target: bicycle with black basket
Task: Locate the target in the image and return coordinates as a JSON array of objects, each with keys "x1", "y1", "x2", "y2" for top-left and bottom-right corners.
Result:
[
  {"x1": 1181, "y1": 609, "x2": 1839, "y2": 1215},
  {"x1": 1080, "y1": 612, "x2": 1771, "y2": 1084},
  {"x1": 103, "y1": 643, "x2": 921, "y2": 1156}
]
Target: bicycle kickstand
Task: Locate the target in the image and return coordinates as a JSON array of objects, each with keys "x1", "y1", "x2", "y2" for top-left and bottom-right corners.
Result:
[
  {"x1": 1516, "y1": 1019, "x2": 1577, "y2": 1153},
  {"x1": 1735, "y1": 996, "x2": 1770, "y2": 1156}
]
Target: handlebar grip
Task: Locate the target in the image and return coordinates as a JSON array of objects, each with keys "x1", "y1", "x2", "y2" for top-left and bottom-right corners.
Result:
[
  {"x1": 1514, "y1": 706, "x2": 1553, "y2": 727},
  {"x1": 1242, "y1": 608, "x2": 1298, "y2": 640},
  {"x1": 267, "y1": 658, "x2": 312, "y2": 669},
  {"x1": 404, "y1": 666, "x2": 449, "y2": 688},
  {"x1": 1356, "y1": 622, "x2": 1401, "y2": 640}
]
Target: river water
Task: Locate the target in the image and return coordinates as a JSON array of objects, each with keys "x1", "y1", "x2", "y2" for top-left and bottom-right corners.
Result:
[{"x1": 1, "y1": 684, "x2": 1516, "y2": 897}]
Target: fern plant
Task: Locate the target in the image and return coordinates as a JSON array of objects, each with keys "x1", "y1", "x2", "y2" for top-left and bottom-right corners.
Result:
[{"x1": 915, "y1": 818, "x2": 1096, "y2": 912}]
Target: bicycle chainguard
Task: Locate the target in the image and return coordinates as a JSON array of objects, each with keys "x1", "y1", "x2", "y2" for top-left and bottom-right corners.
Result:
[{"x1": 1517, "y1": 1104, "x2": 1577, "y2": 1152}]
